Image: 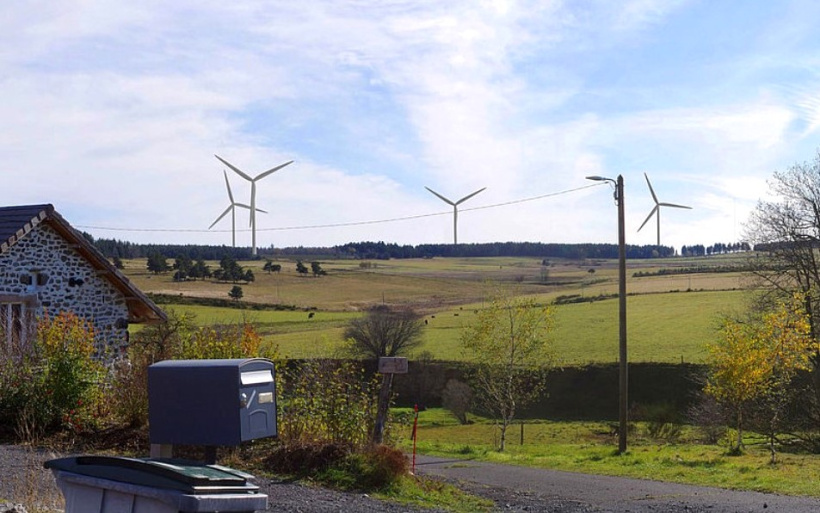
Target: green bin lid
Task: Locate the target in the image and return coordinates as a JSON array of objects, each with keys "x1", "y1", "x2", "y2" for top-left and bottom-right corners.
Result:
[{"x1": 44, "y1": 456, "x2": 259, "y2": 494}]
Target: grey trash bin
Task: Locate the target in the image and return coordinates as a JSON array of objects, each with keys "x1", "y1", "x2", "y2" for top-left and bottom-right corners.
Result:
[{"x1": 45, "y1": 456, "x2": 267, "y2": 513}]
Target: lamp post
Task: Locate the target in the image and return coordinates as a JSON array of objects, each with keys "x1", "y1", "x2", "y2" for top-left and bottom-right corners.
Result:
[{"x1": 586, "y1": 174, "x2": 628, "y2": 454}]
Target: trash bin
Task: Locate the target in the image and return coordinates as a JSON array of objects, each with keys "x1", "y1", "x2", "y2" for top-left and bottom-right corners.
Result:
[{"x1": 45, "y1": 455, "x2": 268, "y2": 513}]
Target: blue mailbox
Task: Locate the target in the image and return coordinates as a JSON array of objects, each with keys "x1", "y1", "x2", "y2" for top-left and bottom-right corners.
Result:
[{"x1": 148, "y1": 358, "x2": 277, "y2": 447}]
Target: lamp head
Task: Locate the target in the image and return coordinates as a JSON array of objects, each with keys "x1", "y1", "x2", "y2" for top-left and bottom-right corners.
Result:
[{"x1": 586, "y1": 175, "x2": 611, "y2": 182}]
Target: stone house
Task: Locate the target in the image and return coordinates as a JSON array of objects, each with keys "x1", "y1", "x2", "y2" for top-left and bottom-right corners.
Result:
[{"x1": 0, "y1": 204, "x2": 166, "y2": 356}]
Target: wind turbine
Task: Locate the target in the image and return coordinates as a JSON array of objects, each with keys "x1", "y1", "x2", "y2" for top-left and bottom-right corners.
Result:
[
  {"x1": 425, "y1": 186, "x2": 486, "y2": 245},
  {"x1": 637, "y1": 173, "x2": 691, "y2": 246},
  {"x1": 214, "y1": 154, "x2": 294, "y2": 256},
  {"x1": 209, "y1": 170, "x2": 267, "y2": 247}
]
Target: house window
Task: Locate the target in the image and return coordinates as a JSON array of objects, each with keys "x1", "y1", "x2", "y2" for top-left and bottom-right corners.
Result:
[{"x1": 0, "y1": 301, "x2": 32, "y2": 352}]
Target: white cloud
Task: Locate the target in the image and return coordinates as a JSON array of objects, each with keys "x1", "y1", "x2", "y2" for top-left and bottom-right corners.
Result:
[{"x1": 2, "y1": 1, "x2": 819, "y2": 251}]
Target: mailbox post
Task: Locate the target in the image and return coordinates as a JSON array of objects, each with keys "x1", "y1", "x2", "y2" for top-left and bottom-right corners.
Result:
[{"x1": 372, "y1": 357, "x2": 408, "y2": 445}]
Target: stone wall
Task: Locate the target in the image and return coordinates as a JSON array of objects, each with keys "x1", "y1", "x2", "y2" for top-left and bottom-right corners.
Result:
[{"x1": 0, "y1": 223, "x2": 129, "y2": 356}]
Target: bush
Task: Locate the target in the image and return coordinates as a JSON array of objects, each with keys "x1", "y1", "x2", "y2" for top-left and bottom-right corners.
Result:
[
  {"x1": 0, "y1": 312, "x2": 104, "y2": 442},
  {"x1": 687, "y1": 392, "x2": 729, "y2": 445},
  {"x1": 634, "y1": 402, "x2": 683, "y2": 442},
  {"x1": 265, "y1": 441, "x2": 353, "y2": 475},
  {"x1": 317, "y1": 445, "x2": 408, "y2": 491},
  {"x1": 441, "y1": 379, "x2": 472, "y2": 424},
  {"x1": 277, "y1": 360, "x2": 379, "y2": 448},
  {"x1": 109, "y1": 310, "x2": 273, "y2": 428}
]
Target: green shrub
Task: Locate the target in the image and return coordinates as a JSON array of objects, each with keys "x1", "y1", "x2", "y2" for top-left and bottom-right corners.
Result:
[
  {"x1": 109, "y1": 310, "x2": 274, "y2": 428},
  {"x1": 317, "y1": 445, "x2": 408, "y2": 491},
  {"x1": 636, "y1": 402, "x2": 683, "y2": 442},
  {"x1": 277, "y1": 360, "x2": 379, "y2": 448},
  {"x1": 0, "y1": 312, "x2": 104, "y2": 442}
]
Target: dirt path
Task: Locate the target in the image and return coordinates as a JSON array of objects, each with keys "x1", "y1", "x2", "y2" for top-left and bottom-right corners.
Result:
[{"x1": 414, "y1": 454, "x2": 820, "y2": 512}]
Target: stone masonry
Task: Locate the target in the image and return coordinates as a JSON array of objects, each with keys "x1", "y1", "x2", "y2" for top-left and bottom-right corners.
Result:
[{"x1": 0, "y1": 223, "x2": 129, "y2": 356}]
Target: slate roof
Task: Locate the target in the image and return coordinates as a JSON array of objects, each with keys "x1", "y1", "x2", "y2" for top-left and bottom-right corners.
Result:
[{"x1": 0, "y1": 204, "x2": 166, "y2": 324}]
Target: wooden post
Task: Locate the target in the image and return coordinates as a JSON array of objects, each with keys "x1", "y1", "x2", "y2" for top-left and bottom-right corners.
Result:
[{"x1": 372, "y1": 357, "x2": 408, "y2": 445}]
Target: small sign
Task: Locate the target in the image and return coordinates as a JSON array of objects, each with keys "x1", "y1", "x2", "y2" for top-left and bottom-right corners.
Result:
[{"x1": 378, "y1": 357, "x2": 408, "y2": 374}]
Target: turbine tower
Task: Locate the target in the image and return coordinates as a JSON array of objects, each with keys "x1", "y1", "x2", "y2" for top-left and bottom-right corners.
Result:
[
  {"x1": 209, "y1": 170, "x2": 267, "y2": 247},
  {"x1": 214, "y1": 154, "x2": 293, "y2": 256},
  {"x1": 425, "y1": 186, "x2": 486, "y2": 245},
  {"x1": 637, "y1": 173, "x2": 691, "y2": 246}
]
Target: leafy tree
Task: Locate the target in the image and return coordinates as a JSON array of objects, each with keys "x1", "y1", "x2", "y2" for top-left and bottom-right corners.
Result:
[
  {"x1": 217, "y1": 255, "x2": 245, "y2": 283},
  {"x1": 146, "y1": 252, "x2": 169, "y2": 274},
  {"x1": 112, "y1": 256, "x2": 124, "y2": 270},
  {"x1": 173, "y1": 254, "x2": 193, "y2": 275},
  {"x1": 229, "y1": 285, "x2": 244, "y2": 302},
  {"x1": 460, "y1": 292, "x2": 555, "y2": 451},
  {"x1": 705, "y1": 294, "x2": 813, "y2": 456},
  {"x1": 343, "y1": 305, "x2": 424, "y2": 359},
  {"x1": 311, "y1": 261, "x2": 325, "y2": 277},
  {"x1": 243, "y1": 269, "x2": 255, "y2": 283},
  {"x1": 296, "y1": 260, "x2": 309, "y2": 277},
  {"x1": 190, "y1": 259, "x2": 211, "y2": 280},
  {"x1": 263, "y1": 260, "x2": 282, "y2": 274}
]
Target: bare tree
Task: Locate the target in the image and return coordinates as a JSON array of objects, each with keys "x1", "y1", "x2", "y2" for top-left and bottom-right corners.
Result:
[
  {"x1": 343, "y1": 305, "x2": 424, "y2": 359},
  {"x1": 746, "y1": 152, "x2": 820, "y2": 359},
  {"x1": 745, "y1": 150, "x2": 820, "y2": 447}
]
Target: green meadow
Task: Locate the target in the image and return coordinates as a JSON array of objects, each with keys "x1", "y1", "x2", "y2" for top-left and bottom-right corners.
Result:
[
  {"x1": 124, "y1": 255, "x2": 753, "y2": 364},
  {"x1": 395, "y1": 408, "x2": 820, "y2": 497}
]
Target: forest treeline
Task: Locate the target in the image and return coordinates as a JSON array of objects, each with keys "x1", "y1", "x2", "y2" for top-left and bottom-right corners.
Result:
[{"x1": 86, "y1": 234, "x2": 748, "y2": 261}]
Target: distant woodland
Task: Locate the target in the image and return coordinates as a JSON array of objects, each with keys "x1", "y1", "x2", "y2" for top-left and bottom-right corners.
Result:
[{"x1": 85, "y1": 234, "x2": 751, "y2": 261}]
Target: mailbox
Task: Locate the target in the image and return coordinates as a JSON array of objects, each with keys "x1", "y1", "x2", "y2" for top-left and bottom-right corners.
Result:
[{"x1": 148, "y1": 358, "x2": 277, "y2": 447}]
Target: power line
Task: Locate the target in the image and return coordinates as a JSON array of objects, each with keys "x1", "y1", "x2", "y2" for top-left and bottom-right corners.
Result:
[{"x1": 75, "y1": 183, "x2": 603, "y2": 234}]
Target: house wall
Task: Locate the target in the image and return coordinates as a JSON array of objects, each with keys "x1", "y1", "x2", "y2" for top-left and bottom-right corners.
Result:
[{"x1": 0, "y1": 223, "x2": 129, "y2": 356}]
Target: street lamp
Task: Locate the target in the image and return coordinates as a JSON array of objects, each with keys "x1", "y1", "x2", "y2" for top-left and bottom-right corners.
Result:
[{"x1": 586, "y1": 174, "x2": 628, "y2": 454}]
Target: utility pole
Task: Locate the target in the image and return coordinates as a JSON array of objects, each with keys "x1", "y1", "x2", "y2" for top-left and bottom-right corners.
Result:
[{"x1": 587, "y1": 174, "x2": 628, "y2": 454}]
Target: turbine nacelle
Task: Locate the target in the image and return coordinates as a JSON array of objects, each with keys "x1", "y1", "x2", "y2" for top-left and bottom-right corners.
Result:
[
  {"x1": 425, "y1": 186, "x2": 486, "y2": 245},
  {"x1": 213, "y1": 154, "x2": 294, "y2": 255},
  {"x1": 208, "y1": 169, "x2": 268, "y2": 247}
]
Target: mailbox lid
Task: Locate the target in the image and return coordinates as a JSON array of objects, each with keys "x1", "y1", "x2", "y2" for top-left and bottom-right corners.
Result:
[{"x1": 44, "y1": 456, "x2": 259, "y2": 494}]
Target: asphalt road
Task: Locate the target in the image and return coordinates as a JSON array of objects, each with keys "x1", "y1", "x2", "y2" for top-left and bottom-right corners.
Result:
[{"x1": 413, "y1": 454, "x2": 820, "y2": 512}]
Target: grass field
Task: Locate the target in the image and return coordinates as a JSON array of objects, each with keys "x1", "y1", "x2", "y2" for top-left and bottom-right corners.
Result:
[
  {"x1": 123, "y1": 254, "x2": 756, "y2": 364},
  {"x1": 395, "y1": 408, "x2": 820, "y2": 497}
]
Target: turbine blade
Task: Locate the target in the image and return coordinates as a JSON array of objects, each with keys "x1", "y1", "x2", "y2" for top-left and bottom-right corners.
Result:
[
  {"x1": 638, "y1": 206, "x2": 658, "y2": 232},
  {"x1": 209, "y1": 206, "x2": 232, "y2": 229},
  {"x1": 223, "y1": 170, "x2": 234, "y2": 203},
  {"x1": 455, "y1": 187, "x2": 487, "y2": 205},
  {"x1": 254, "y1": 160, "x2": 294, "y2": 180},
  {"x1": 215, "y1": 154, "x2": 253, "y2": 181},
  {"x1": 658, "y1": 202, "x2": 692, "y2": 210},
  {"x1": 644, "y1": 173, "x2": 659, "y2": 205},
  {"x1": 425, "y1": 186, "x2": 455, "y2": 205},
  {"x1": 235, "y1": 203, "x2": 268, "y2": 214}
]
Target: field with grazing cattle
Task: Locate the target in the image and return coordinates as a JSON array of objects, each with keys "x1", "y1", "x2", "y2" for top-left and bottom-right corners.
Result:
[{"x1": 121, "y1": 253, "x2": 755, "y2": 364}]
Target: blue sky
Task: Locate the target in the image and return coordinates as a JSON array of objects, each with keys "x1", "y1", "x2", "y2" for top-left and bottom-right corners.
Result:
[{"x1": 3, "y1": 0, "x2": 820, "y2": 250}]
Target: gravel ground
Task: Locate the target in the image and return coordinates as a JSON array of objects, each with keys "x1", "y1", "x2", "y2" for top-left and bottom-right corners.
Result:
[
  {"x1": 0, "y1": 445, "x2": 587, "y2": 512},
  {"x1": 5, "y1": 444, "x2": 820, "y2": 512}
]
